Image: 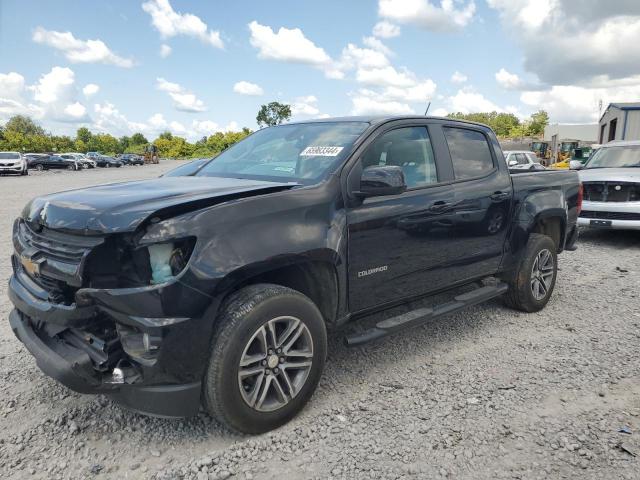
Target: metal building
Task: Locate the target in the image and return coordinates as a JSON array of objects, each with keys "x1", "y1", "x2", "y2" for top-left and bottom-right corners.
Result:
[
  {"x1": 598, "y1": 102, "x2": 640, "y2": 143},
  {"x1": 543, "y1": 123, "x2": 598, "y2": 159}
]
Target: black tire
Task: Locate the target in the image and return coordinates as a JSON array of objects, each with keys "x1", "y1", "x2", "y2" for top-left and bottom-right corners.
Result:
[
  {"x1": 504, "y1": 233, "x2": 557, "y2": 312},
  {"x1": 67, "y1": 164, "x2": 74, "y2": 171},
  {"x1": 36, "y1": 164, "x2": 44, "y2": 171},
  {"x1": 203, "y1": 284, "x2": 327, "y2": 434}
]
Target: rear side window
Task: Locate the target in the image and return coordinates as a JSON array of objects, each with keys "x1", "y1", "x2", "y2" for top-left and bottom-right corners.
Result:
[{"x1": 444, "y1": 128, "x2": 494, "y2": 180}]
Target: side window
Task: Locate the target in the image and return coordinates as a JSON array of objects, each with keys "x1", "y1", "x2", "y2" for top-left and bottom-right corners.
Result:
[
  {"x1": 443, "y1": 127, "x2": 495, "y2": 180},
  {"x1": 526, "y1": 153, "x2": 538, "y2": 164},
  {"x1": 361, "y1": 127, "x2": 437, "y2": 188},
  {"x1": 516, "y1": 153, "x2": 528, "y2": 165}
]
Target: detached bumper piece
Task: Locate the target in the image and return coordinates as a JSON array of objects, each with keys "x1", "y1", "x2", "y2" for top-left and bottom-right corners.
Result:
[{"x1": 9, "y1": 309, "x2": 201, "y2": 417}]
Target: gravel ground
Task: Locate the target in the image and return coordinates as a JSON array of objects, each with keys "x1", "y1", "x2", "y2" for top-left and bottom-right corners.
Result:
[{"x1": 0, "y1": 164, "x2": 639, "y2": 480}]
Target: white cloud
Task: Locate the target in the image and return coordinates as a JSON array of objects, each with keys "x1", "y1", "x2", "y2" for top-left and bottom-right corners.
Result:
[
  {"x1": 82, "y1": 83, "x2": 99, "y2": 97},
  {"x1": 373, "y1": 20, "x2": 401, "y2": 38},
  {"x1": 142, "y1": 0, "x2": 223, "y2": 49},
  {"x1": 291, "y1": 95, "x2": 320, "y2": 117},
  {"x1": 382, "y1": 80, "x2": 437, "y2": 103},
  {"x1": 233, "y1": 81, "x2": 264, "y2": 96},
  {"x1": 30, "y1": 66, "x2": 75, "y2": 104},
  {"x1": 339, "y1": 43, "x2": 390, "y2": 71},
  {"x1": 248, "y1": 21, "x2": 340, "y2": 78},
  {"x1": 156, "y1": 77, "x2": 207, "y2": 112},
  {"x1": 191, "y1": 119, "x2": 220, "y2": 136},
  {"x1": 362, "y1": 36, "x2": 393, "y2": 57},
  {"x1": 451, "y1": 71, "x2": 468, "y2": 84},
  {"x1": 0, "y1": 72, "x2": 42, "y2": 120},
  {"x1": 495, "y1": 68, "x2": 522, "y2": 90},
  {"x1": 520, "y1": 84, "x2": 640, "y2": 123},
  {"x1": 351, "y1": 89, "x2": 415, "y2": 116},
  {"x1": 432, "y1": 107, "x2": 449, "y2": 117},
  {"x1": 160, "y1": 44, "x2": 172, "y2": 57},
  {"x1": 378, "y1": 0, "x2": 476, "y2": 32},
  {"x1": 63, "y1": 102, "x2": 87, "y2": 119},
  {"x1": 449, "y1": 89, "x2": 502, "y2": 114},
  {"x1": 32, "y1": 27, "x2": 134, "y2": 67},
  {"x1": 487, "y1": 0, "x2": 640, "y2": 86},
  {"x1": 356, "y1": 65, "x2": 416, "y2": 88}
]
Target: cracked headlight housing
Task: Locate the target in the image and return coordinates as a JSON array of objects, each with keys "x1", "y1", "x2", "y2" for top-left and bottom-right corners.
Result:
[{"x1": 143, "y1": 237, "x2": 195, "y2": 285}]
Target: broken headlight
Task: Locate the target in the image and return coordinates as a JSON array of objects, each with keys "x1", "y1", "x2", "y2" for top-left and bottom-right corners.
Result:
[{"x1": 143, "y1": 237, "x2": 195, "y2": 285}]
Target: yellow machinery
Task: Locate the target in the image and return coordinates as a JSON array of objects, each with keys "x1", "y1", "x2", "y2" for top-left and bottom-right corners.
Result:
[
  {"x1": 144, "y1": 144, "x2": 159, "y2": 164},
  {"x1": 530, "y1": 141, "x2": 550, "y2": 166}
]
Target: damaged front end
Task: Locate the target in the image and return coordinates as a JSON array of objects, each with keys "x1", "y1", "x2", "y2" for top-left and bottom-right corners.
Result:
[{"x1": 8, "y1": 217, "x2": 212, "y2": 417}]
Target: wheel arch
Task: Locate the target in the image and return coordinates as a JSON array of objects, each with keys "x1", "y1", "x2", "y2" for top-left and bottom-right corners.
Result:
[{"x1": 211, "y1": 256, "x2": 341, "y2": 327}]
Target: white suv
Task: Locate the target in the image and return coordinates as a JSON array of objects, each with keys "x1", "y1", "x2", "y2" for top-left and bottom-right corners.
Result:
[{"x1": 0, "y1": 151, "x2": 28, "y2": 175}]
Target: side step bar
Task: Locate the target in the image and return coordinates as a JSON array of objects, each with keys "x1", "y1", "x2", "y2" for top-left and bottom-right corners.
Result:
[{"x1": 344, "y1": 282, "x2": 509, "y2": 347}]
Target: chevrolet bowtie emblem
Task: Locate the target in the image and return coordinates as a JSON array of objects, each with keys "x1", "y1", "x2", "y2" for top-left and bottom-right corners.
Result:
[{"x1": 21, "y1": 255, "x2": 40, "y2": 276}]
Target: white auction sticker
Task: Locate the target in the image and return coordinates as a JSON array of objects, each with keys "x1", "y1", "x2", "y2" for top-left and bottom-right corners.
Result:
[{"x1": 300, "y1": 146, "x2": 344, "y2": 157}]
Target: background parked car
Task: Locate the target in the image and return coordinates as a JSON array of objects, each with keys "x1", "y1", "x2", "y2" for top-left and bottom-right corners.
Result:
[
  {"x1": 24, "y1": 154, "x2": 78, "y2": 171},
  {"x1": 58, "y1": 154, "x2": 84, "y2": 170},
  {"x1": 95, "y1": 155, "x2": 123, "y2": 168},
  {"x1": 119, "y1": 153, "x2": 144, "y2": 166},
  {"x1": 63, "y1": 153, "x2": 96, "y2": 169},
  {"x1": 574, "y1": 140, "x2": 640, "y2": 231},
  {"x1": 504, "y1": 150, "x2": 546, "y2": 171},
  {"x1": 0, "y1": 151, "x2": 28, "y2": 175}
]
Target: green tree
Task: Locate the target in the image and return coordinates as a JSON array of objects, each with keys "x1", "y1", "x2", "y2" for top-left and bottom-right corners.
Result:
[
  {"x1": 130, "y1": 132, "x2": 148, "y2": 145},
  {"x1": 256, "y1": 102, "x2": 291, "y2": 128},
  {"x1": 528, "y1": 110, "x2": 549, "y2": 136},
  {"x1": 76, "y1": 127, "x2": 92, "y2": 144},
  {"x1": 4, "y1": 115, "x2": 45, "y2": 136}
]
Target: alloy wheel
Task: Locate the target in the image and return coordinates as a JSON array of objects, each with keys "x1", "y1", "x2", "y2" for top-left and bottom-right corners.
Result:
[
  {"x1": 530, "y1": 248, "x2": 554, "y2": 300},
  {"x1": 238, "y1": 316, "x2": 313, "y2": 412}
]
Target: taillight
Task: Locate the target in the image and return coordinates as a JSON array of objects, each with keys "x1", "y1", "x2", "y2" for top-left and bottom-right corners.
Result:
[{"x1": 577, "y1": 183, "x2": 583, "y2": 215}]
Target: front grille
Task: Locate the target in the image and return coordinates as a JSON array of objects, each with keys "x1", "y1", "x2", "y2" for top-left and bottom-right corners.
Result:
[
  {"x1": 580, "y1": 210, "x2": 640, "y2": 221},
  {"x1": 14, "y1": 220, "x2": 104, "y2": 302},
  {"x1": 583, "y1": 182, "x2": 640, "y2": 202}
]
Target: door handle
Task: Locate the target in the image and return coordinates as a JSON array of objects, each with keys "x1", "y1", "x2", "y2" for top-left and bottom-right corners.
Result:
[
  {"x1": 429, "y1": 200, "x2": 451, "y2": 212},
  {"x1": 490, "y1": 191, "x2": 510, "y2": 201}
]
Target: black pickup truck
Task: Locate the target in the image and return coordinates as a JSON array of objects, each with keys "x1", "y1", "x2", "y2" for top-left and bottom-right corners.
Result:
[{"x1": 8, "y1": 116, "x2": 581, "y2": 433}]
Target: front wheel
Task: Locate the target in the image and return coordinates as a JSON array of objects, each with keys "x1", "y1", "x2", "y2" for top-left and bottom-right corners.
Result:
[
  {"x1": 203, "y1": 284, "x2": 327, "y2": 434},
  {"x1": 504, "y1": 233, "x2": 557, "y2": 312},
  {"x1": 36, "y1": 164, "x2": 44, "y2": 171}
]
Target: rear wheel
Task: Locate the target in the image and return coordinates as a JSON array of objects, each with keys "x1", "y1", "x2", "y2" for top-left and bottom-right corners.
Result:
[
  {"x1": 67, "y1": 164, "x2": 74, "y2": 171},
  {"x1": 36, "y1": 164, "x2": 44, "y2": 171},
  {"x1": 504, "y1": 233, "x2": 557, "y2": 312},
  {"x1": 203, "y1": 284, "x2": 327, "y2": 434}
]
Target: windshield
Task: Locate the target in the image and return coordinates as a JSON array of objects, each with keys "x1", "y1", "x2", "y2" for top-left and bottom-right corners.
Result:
[
  {"x1": 585, "y1": 146, "x2": 640, "y2": 168},
  {"x1": 196, "y1": 122, "x2": 368, "y2": 183},
  {"x1": 0, "y1": 153, "x2": 20, "y2": 159}
]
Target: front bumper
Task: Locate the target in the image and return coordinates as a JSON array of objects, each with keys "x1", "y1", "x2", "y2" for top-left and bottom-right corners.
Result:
[
  {"x1": 10, "y1": 310, "x2": 201, "y2": 416},
  {"x1": 0, "y1": 164, "x2": 24, "y2": 173},
  {"x1": 579, "y1": 201, "x2": 640, "y2": 230},
  {"x1": 8, "y1": 265, "x2": 215, "y2": 417}
]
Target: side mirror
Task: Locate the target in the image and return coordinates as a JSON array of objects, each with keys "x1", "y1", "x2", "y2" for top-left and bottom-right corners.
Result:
[
  {"x1": 357, "y1": 165, "x2": 407, "y2": 198},
  {"x1": 569, "y1": 160, "x2": 583, "y2": 170},
  {"x1": 508, "y1": 159, "x2": 518, "y2": 167}
]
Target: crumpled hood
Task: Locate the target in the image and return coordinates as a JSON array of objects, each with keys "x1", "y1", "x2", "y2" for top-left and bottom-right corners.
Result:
[
  {"x1": 23, "y1": 176, "x2": 295, "y2": 234},
  {"x1": 579, "y1": 167, "x2": 640, "y2": 183}
]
